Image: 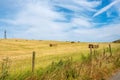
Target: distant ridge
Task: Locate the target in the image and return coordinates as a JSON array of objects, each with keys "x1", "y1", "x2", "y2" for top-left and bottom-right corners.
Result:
[{"x1": 113, "y1": 39, "x2": 120, "y2": 43}]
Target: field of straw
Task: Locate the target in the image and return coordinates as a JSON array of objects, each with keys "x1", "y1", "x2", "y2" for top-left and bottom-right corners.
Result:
[{"x1": 0, "y1": 39, "x2": 120, "y2": 80}]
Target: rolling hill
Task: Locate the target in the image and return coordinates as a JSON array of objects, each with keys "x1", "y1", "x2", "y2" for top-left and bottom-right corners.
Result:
[
  {"x1": 113, "y1": 39, "x2": 120, "y2": 43},
  {"x1": 0, "y1": 39, "x2": 120, "y2": 80}
]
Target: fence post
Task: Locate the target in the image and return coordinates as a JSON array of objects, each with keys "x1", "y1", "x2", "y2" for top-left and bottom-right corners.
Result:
[
  {"x1": 88, "y1": 44, "x2": 93, "y2": 77},
  {"x1": 103, "y1": 48, "x2": 105, "y2": 57},
  {"x1": 32, "y1": 51, "x2": 36, "y2": 73},
  {"x1": 109, "y1": 44, "x2": 112, "y2": 57}
]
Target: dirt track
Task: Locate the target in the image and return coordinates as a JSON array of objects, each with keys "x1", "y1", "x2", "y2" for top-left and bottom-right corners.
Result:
[{"x1": 109, "y1": 72, "x2": 120, "y2": 80}]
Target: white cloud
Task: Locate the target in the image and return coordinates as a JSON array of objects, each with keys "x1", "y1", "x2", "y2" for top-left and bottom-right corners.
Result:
[
  {"x1": 1, "y1": 0, "x2": 98, "y2": 29},
  {"x1": 93, "y1": 0, "x2": 120, "y2": 17},
  {"x1": 71, "y1": 17, "x2": 93, "y2": 28},
  {"x1": 53, "y1": 0, "x2": 101, "y2": 12},
  {"x1": 0, "y1": 0, "x2": 120, "y2": 42},
  {"x1": 72, "y1": 23, "x2": 120, "y2": 42},
  {"x1": 112, "y1": 0, "x2": 120, "y2": 16},
  {"x1": 73, "y1": 0, "x2": 101, "y2": 11}
]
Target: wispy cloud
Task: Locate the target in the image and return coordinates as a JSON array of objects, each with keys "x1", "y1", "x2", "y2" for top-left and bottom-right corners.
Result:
[
  {"x1": 53, "y1": 0, "x2": 101, "y2": 12},
  {"x1": 0, "y1": 0, "x2": 120, "y2": 42},
  {"x1": 72, "y1": 23, "x2": 120, "y2": 42},
  {"x1": 93, "y1": 0, "x2": 120, "y2": 17}
]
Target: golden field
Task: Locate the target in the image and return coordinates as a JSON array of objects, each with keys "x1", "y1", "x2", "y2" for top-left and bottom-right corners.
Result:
[{"x1": 0, "y1": 39, "x2": 120, "y2": 73}]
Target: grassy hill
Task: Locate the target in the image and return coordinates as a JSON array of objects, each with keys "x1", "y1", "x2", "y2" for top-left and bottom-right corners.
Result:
[
  {"x1": 0, "y1": 39, "x2": 91, "y2": 72},
  {"x1": 0, "y1": 39, "x2": 120, "y2": 80},
  {"x1": 113, "y1": 39, "x2": 120, "y2": 43}
]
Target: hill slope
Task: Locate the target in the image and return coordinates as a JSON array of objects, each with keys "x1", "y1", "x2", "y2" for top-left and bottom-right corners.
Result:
[
  {"x1": 113, "y1": 39, "x2": 120, "y2": 43},
  {"x1": 0, "y1": 39, "x2": 120, "y2": 80}
]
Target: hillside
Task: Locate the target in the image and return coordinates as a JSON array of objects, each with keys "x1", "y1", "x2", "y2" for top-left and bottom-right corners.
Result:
[
  {"x1": 0, "y1": 39, "x2": 91, "y2": 71},
  {"x1": 113, "y1": 39, "x2": 120, "y2": 43},
  {"x1": 0, "y1": 39, "x2": 120, "y2": 80}
]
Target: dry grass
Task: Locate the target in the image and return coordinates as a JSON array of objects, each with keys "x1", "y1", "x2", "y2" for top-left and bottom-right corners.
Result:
[{"x1": 0, "y1": 39, "x2": 120, "y2": 73}]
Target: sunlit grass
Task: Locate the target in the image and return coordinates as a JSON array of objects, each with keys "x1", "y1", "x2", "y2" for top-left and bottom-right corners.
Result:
[{"x1": 0, "y1": 39, "x2": 120, "y2": 75}]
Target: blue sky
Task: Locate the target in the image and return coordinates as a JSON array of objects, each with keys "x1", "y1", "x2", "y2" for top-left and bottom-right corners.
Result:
[{"x1": 0, "y1": 0, "x2": 120, "y2": 42}]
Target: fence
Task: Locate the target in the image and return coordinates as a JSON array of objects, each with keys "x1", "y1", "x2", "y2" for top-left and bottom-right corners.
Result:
[{"x1": 0, "y1": 44, "x2": 114, "y2": 75}]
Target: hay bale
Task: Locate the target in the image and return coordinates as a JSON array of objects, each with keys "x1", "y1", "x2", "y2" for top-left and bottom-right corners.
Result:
[{"x1": 49, "y1": 44, "x2": 57, "y2": 47}]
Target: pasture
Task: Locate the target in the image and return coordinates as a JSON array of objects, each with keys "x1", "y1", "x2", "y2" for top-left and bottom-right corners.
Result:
[
  {"x1": 0, "y1": 39, "x2": 89, "y2": 70},
  {"x1": 0, "y1": 39, "x2": 120, "y2": 80}
]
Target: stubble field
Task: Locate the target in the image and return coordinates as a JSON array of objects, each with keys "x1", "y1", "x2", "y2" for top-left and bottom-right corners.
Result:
[{"x1": 0, "y1": 39, "x2": 120, "y2": 80}]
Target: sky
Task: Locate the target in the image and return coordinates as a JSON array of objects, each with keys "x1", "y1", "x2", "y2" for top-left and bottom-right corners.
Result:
[{"x1": 0, "y1": 0, "x2": 120, "y2": 42}]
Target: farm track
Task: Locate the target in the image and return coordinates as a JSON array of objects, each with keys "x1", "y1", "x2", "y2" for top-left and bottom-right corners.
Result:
[{"x1": 109, "y1": 71, "x2": 120, "y2": 80}]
